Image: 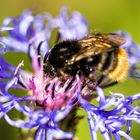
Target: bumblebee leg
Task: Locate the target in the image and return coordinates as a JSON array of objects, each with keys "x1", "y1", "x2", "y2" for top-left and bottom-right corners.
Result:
[
  {"x1": 95, "y1": 75, "x2": 105, "y2": 86},
  {"x1": 85, "y1": 74, "x2": 106, "y2": 90},
  {"x1": 101, "y1": 81, "x2": 118, "y2": 88}
]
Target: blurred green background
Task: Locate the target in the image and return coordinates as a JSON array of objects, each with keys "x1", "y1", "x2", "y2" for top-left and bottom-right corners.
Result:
[{"x1": 0, "y1": 0, "x2": 140, "y2": 140}]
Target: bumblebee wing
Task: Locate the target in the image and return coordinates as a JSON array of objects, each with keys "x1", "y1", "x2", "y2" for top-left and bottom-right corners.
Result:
[
  {"x1": 66, "y1": 42, "x2": 114, "y2": 65},
  {"x1": 80, "y1": 33, "x2": 125, "y2": 47},
  {"x1": 66, "y1": 33, "x2": 125, "y2": 65}
]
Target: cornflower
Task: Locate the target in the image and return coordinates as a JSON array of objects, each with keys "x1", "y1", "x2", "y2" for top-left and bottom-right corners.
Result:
[{"x1": 0, "y1": 7, "x2": 140, "y2": 140}]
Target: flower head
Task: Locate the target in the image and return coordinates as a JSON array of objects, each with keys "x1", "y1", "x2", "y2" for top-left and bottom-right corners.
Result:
[
  {"x1": 0, "y1": 7, "x2": 140, "y2": 140},
  {"x1": 79, "y1": 87, "x2": 140, "y2": 140}
]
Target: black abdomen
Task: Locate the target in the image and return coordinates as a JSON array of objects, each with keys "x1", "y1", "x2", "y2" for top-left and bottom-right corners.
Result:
[{"x1": 80, "y1": 48, "x2": 119, "y2": 76}]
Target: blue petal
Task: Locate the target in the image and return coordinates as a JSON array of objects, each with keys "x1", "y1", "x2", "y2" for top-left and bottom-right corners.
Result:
[
  {"x1": 0, "y1": 56, "x2": 15, "y2": 71},
  {"x1": 35, "y1": 127, "x2": 46, "y2": 140},
  {"x1": 47, "y1": 126, "x2": 73, "y2": 140}
]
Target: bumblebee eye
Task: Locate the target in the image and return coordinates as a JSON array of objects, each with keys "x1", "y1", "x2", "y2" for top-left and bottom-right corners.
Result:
[{"x1": 43, "y1": 61, "x2": 54, "y2": 74}]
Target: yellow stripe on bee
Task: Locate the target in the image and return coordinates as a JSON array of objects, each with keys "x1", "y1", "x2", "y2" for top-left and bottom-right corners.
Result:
[{"x1": 108, "y1": 48, "x2": 129, "y2": 82}]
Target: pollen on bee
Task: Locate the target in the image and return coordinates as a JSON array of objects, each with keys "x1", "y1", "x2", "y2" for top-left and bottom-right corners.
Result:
[{"x1": 108, "y1": 48, "x2": 129, "y2": 82}]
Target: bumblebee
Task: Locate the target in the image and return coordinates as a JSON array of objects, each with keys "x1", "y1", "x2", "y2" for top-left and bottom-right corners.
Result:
[{"x1": 43, "y1": 33, "x2": 129, "y2": 82}]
